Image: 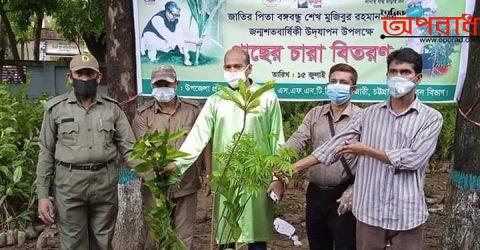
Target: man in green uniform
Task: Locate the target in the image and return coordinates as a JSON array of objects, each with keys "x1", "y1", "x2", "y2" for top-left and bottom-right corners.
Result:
[{"x1": 36, "y1": 54, "x2": 135, "y2": 249}]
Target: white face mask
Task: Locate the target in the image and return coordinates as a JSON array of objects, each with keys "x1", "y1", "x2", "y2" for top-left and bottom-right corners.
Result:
[
  {"x1": 151, "y1": 87, "x2": 176, "y2": 103},
  {"x1": 387, "y1": 76, "x2": 417, "y2": 98},
  {"x1": 223, "y1": 65, "x2": 249, "y2": 89}
]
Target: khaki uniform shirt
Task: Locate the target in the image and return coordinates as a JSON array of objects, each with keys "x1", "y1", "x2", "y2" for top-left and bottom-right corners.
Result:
[
  {"x1": 36, "y1": 91, "x2": 136, "y2": 199},
  {"x1": 285, "y1": 103, "x2": 362, "y2": 186},
  {"x1": 132, "y1": 98, "x2": 202, "y2": 198}
]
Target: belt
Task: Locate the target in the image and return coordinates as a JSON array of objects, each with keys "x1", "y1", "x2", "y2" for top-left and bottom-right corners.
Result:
[
  {"x1": 312, "y1": 182, "x2": 349, "y2": 191},
  {"x1": 59, "y1": 159, "x2": 114, "y2": 171}
]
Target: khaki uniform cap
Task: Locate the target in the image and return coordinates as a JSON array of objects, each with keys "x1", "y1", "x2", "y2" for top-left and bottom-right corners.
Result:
[
  {"x1": 70, "y1": 54, "x2": 100, "y2": 72},
  {"x1": 151, "y1": 65, "x2": 177, "y2": 84}
]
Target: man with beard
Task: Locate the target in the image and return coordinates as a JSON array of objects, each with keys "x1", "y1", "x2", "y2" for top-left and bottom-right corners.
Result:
[{"x1": 35, "y1": 54, "x2": 136, "y2": 249}]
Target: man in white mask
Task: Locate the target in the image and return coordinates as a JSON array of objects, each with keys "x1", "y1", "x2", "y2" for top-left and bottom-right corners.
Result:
[
  {"x1": 164, "y1": 48, "x2": 285, "y2": 250},
  {"x1": 132, "y1": 65, "x2": 212, "y2": 249},
  {"x1": 223, "y1": 54, "x2": 252, "y2": 89},
  {"x1": 291, "y1": 48, "x2": 443, "y2": 250}
]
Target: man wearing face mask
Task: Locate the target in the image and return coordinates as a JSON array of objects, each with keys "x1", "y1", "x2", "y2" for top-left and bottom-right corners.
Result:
[
  {"x1": 291, "y1": 48, "x2": 443, "y2": 250},
  {"x1": 285, "y1": 63, "x2": 361, "y2": 250},
  {"x1": 36, "y1": 54, "x2": 136, "y2": 249},
  {"x1": 164, "y1": 48, "x2": 284, "y2": 250},
  {"x1": 132, "y1": 65, "x2": 212, "y2": 249}
]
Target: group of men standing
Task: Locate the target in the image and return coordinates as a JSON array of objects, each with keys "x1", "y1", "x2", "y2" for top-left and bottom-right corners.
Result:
[{"x1": 36, "y1": 46, "x2": 443, "y2": 250}]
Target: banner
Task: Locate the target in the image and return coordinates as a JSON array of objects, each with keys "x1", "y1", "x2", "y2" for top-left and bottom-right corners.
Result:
[{"x1": 133, "y1": 0, "x2": 474, "y2": 102}]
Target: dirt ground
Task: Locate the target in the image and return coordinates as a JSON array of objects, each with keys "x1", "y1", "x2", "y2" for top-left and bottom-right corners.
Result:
[
  {"x1": 193, "y1": 170, "x2": 450, "y2": 250},
  {"x1": 1, "y1": 170, "x2": 450, "y2": 250}
]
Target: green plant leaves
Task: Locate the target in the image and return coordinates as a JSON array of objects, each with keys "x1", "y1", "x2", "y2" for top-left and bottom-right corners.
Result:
[
  {"x1": 168, "y1": 130, "x2": 186, "y2": 142},
  {"x1": 212, "y1": 80, "x2": 296, "y2": 244},
  {"x1": 13, "y1": 166, "x2": 22, "y2": 184},
  {"x1": 132, "y1": 162, "x2": 152, "y2": 173},
  {"x1": 0, "y1": 195, "x2": 6, "y2": 206},
  {"x1": 216, "y1": 85, "x2": 243, "y2": 107},
  {"x1": 130, "y1": 129, "x2": 189, "y2": 249},
  {"x1": 6, "y1": 187, "x2": 13, "y2": 196},
  {"x1": 0, "y1": 84, "x2": 46, "y2": 231},
  {"x1": 165, "y1": 150, "x2": 189, "y2": 161},
  {"x1": 216, "y1": 80, "x2": 276, "y2": 116},
  {"x1": 0, "y1": 165, "x2": 10, "y2": 176},
  {"x1": 248, "y1": 80, "x2": 275, "y2": 103}
]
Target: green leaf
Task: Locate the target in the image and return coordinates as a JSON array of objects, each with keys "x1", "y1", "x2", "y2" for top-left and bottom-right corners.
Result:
[
  {"x1": 13, "y1": 166, "x2": 22, "y2": 183},
  {"x1": 231, "y1": 225, "x2": 242, "y2": 241},
  {"x1": 168, "y1": 129, "x2": 186, "y2": 142},
  {"x1": 238, "y1": 80, "x2": 248, "y2": 100},
  {"x1": 6, "y1": 187, "x2": 13, "y2": 196},
  {"x1": 132, "y1": 162, "x2": 152, "y2": 173},
  {"x1": 216, "y1": 85, "x2": 243, "y2": 107},
  {"x1": 249, "y1": 81, "x2": 275, "y2": 102},
  {"x1": 247, "y1": 99, "x2": 261, "y2": 112},
  {"x1": 165, "y1": 151, "x2": 189, "y2": 161},
  {"x1": 3, "y1": 127, "x2": 16, "y2": 134},
  {"x1": 0, "y1": 166, "x2": 10, "y2": 177},
  {"x1": 0, "y1": 195, "x2": 6, "y2": 206}
]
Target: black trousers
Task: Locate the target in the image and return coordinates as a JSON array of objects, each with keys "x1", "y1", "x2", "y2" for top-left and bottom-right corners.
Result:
[{"x1": 306, "y1": 183, "x2": 356, "y2": 250}]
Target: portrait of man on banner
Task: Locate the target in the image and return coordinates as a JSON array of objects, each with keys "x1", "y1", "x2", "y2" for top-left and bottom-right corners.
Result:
[{"x1": 140, "y1": 0, "x2": 224, "y2": 66}]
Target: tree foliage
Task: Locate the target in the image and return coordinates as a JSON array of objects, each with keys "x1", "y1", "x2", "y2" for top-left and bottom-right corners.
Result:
[
  {"x1": 1, "y1": 0, "x2": 58, "y2": 61},
  {"x1": 52, "y1": 0, "x2": 106, "y2": 61},
  {"x1": 52, "y1": 0, "x2": 105, "y2": 43},
  {"x1": 0, "y1": 84, "x2": 48, "y2": 231}
]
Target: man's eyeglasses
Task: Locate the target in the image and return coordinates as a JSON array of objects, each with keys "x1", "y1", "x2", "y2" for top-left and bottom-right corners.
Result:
[{"x1": 168, "y1": 10, "x2": 180, "y2": 18}]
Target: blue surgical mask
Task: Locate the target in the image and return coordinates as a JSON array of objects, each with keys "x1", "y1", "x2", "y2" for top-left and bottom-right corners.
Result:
[
  {"x1": 326, "y1": 83, "x2": 351, "y2": 105},
  {"x1": 152, "y1": 87, "x2": 176, "y2": 103}
]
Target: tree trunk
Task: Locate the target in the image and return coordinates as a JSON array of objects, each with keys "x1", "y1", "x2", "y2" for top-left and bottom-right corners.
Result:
[
  {"x1": 105, "y1": 0, "x2": 144, "y2": 249},
  {"x1": 0, "y1": 1, "x2": 25, "y2": 82},
  {"x1": 0, "y1": 20, "x2": 5, "y2": 79},
  {"x1": 33, "y1": 13, "x2": 43, "y2": 61},
  {"x1": 83, "y1": 32, "x2": 106, "y2": 63},
  {"x1": 20, "y1": 41, "x2": 24, "y2": 60},
  {"x1": 440, "y1": 3, "x2": 480, "y2": 249}
]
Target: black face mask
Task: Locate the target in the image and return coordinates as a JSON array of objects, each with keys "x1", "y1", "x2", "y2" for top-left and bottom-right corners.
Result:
[{"x1": 73, "y1": 78, "x2": 98, "y2": 96}]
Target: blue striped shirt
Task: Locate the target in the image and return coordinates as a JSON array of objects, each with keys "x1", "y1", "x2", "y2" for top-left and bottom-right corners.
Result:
[{"x1": 312, "y1": 97, "x2": 443, "y2": 230}]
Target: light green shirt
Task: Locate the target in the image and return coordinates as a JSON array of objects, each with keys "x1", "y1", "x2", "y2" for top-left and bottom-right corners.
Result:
[{"x1": 176, "y1": 83, "x2": 284, "y2": 244}]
